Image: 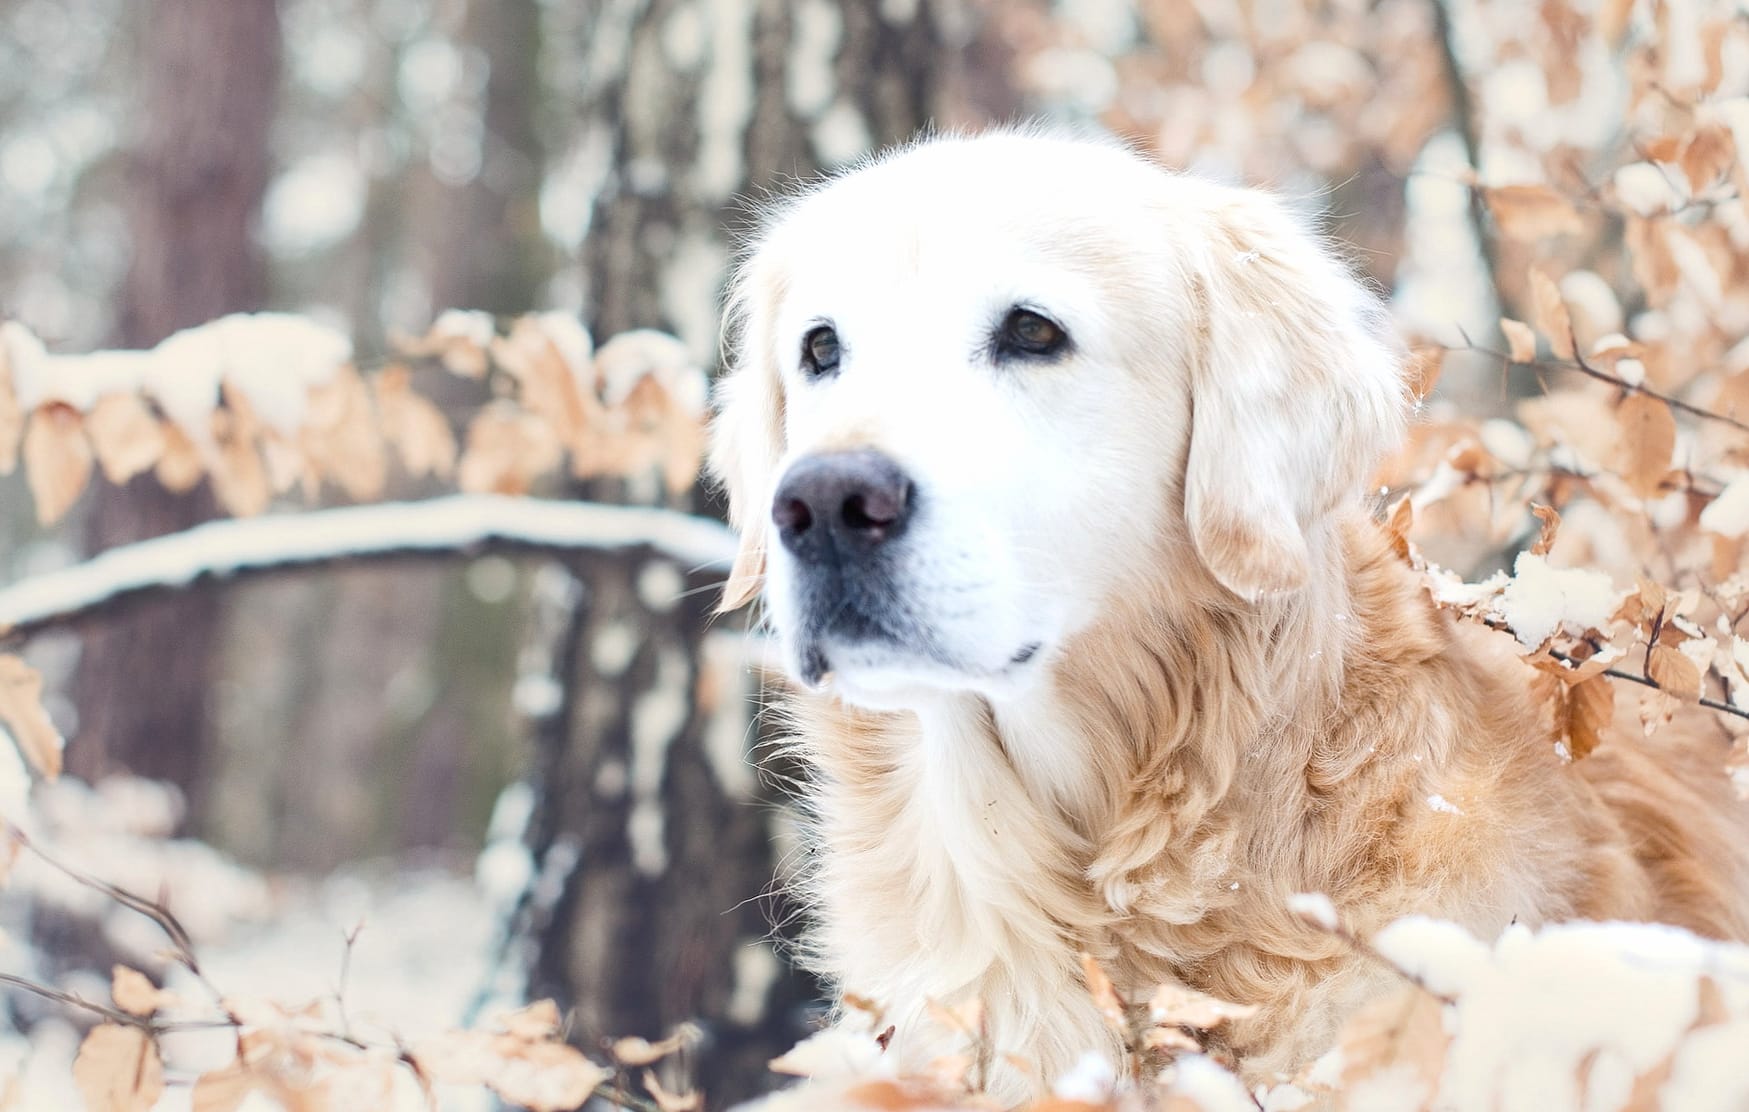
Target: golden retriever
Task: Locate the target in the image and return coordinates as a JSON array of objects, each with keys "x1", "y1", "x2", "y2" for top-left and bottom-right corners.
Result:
[{"x1": 706, "y1": 129, "x2": 1749, "y2": 1101}]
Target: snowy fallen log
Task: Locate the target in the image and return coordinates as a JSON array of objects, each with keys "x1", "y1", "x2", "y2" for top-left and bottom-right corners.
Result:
[{"x1": 0, "y1": 494, "x2": 737, "y2": 639}]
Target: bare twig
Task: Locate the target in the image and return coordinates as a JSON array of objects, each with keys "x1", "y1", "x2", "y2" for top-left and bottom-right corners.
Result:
[
  {"x1": 1449, "y1": 337, "x2": 1749, "y2": 436},
  {"x1": 4, "y1": 822, "x2": 218, "y2": 999},
  {"x1": 1549, "y1": 647, "x2": 1749, "y2": 722}
]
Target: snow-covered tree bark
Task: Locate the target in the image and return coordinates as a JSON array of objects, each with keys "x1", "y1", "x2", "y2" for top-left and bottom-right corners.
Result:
[{"x1": 69, "y1": 0, "x2": 282, "y2": 814}]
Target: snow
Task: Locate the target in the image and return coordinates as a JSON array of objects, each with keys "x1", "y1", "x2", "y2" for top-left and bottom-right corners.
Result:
[
  {"x1": 1287, "y1": 891, "x2": 1340, "y2": 932},
  {"x1": 428, "y1": 308, "x2": 496, "y2": 351},
  {"x1": 3, "y1": 314, "x2": 351, "y2": 442},
  {"x1": 1372, "y1": 917, "x2": 1749, "y2": 1111},
  {"x1": 1, "y1": 775, "x2": 505, "y2": 1111},
  {"x1": 1494, "y1": 552, "x2": 1620, "y2": 648},
  {"x1": 1161, "y1": 1054, "x2": 1256, "y2": 1111},
  {"x1": 0, "y1": 495, "x2": 737, "y2": 637},
  {"x1": 1053, "y1": 1050, "x2": 1117, "y2": 1102},
  {"x1": 1700, "y1": 472, "x2": 1749, "y2": 538},
  {"x1": 1426, "y1": 793, "x2": 1464, "y2": 815},
  {"x1": 1614, "y1": 161, "x2": 1682, "y2": 216}
]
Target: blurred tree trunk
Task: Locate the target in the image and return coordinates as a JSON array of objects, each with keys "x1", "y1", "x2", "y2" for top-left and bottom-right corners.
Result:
[
  {"x1": 69, "y1": 0, "x2": 282, "y2": 817},
  {"x1": 522, "y1": 2, "x2": 1002, "y2": 1104},
  {"x1": 395, "y1": 0, "x2": 552, "y2": 854}
]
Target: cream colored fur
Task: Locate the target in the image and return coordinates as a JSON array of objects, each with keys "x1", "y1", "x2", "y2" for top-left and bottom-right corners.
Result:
[{"x1": 707, "y1": 130, "x2": 1749, "y2": 1102}]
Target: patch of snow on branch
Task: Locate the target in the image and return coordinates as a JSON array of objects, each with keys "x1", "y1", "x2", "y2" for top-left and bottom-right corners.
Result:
[
  {"x1": 1494, "y1": 552, "x2": 1620, "y2": 648},
  {"x1": 4, "y1": 314, "x2": 350, "y2": 439},
  {"x1": 0, "y1": 495, "x2": 736, "y2": 635}
]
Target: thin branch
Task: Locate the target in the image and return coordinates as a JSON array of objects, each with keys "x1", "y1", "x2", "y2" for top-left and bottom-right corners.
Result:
[
  {"x1": 1548, "y1": 647, "x2": 1749, "y2": 722},
  {"x1": 1447, "y1": 338, "x2": 1749, "y2": 435},
  {"x1": 0, "y1": 495, "x2": 736, "y2": 643},
  {"x1": 5, "y1": 822, "x2": 217, "y2": 997}
]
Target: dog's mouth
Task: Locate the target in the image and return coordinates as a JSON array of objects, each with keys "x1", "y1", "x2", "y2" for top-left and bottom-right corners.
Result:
[{"x1": 794, "y1": 619, "x2": 1046, "y2": 692}]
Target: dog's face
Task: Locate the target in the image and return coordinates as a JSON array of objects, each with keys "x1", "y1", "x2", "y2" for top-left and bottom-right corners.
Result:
[{"x1": 710, "y1": 133, "x2": 1404, "y2": 710}]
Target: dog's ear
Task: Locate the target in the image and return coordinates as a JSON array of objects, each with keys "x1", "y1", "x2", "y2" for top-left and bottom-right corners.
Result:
[
  {"x1": 1183, "y1": 191, "x2": 1406, "y2": 599},
  {"x1": 707, "y1": 255, "x2": 788, "y2": 612}
]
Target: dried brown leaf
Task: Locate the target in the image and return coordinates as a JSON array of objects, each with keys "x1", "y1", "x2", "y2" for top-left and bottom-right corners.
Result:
[
  {"x1": 643, "y1": 1069, "x2": 702, "y2": 1112},
  {"x1": 1079, "y1": 953, "x2": 1126, "y2": 1032},
  {"x1": 72, "y1": 1024, "x2": 164, "y2": 1112},
  {"x1": 492, "y1": 317, "x2": 594, "y2": 445},
  {"x1": 210, "y1": 392, "x2": 271, "y2": 518},
  {"x1": 457, "y1": 404, "x2": 564, "y2": 495},
  {"x1": 500, "y1": 998, "x2": 562, "y2": 1041},
  {"x1": 613, "y1": 1033, "x2": 685, "y2": 1067},
  {"x1": 1565, "y1": 676, "x2": 1615, "y2": 759},
  {"x1": 85, "y1": 394, "x2": 165, "y2": 485},
  {"x1": 413, "y1": 1029, "x2": 609, "y2": 1112},
  {"x1": 23, "y1": 403, "x2": 93, "y2": 525},
  {"x1": 1500, "y1": 318, "x2": 1538, "y2": 364},
  {"x1": 1648, "y1": 644, "x2": 1703, "y2": 701},
  {"x1": 1680, "y1": 125, "x2": 1736, "y2": 194},
  {"x1": 1529, "y1": 268, "x2": 1575, "y2": 359},
  {"x1": 154, "y1": 423, "x2": 205, "y2": 493},
  {"x1": 1330, "y1": 986, "x2": 1448, "y2": 1092},
  {"x1": 1385, "y1": 494, "x2": 1415, "y2": 562},
  {"x1": 1148, "y1": 983, "x2": 1260, "y2": 1030},
  {"x1": 111, "y1": 966, "x2": 177, "y2": 1017},
  {"x1": 1485, "y1": 184, "x2": 1584, "y2": 242},
  {"x1": 1530, "y1": 504, "x2": 1561, "y2": 557},
  {"x1": 190, "y1": 1066, "x2": 255, "y2": 1112},
  {"x1": 373, "y1": 365, "x2": 456, "y2": 480},
  {"x1": 0, "y1": 654, "x2": 62, "y2": 780},
  {"x1": 1406, "y1": 345, "x2": 1446, "y2": 400},
  {"x1": 300, "y1": 366, "x2": 386, "y2": 502},
  {"x1": 1142, "y1": 1024, "x2": 1203, "y2": 1052},
  {"x1": 1616, "y1": 392, "x2": 1676, "y2": 499},
  {"x1": 843, "y1": 1079, "x2": 953, "y2": 1110}
]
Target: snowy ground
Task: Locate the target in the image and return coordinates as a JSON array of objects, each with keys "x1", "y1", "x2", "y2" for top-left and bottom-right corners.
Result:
[{"x1": 0, "y1": 777, "x2": 508, "y2": 1110}]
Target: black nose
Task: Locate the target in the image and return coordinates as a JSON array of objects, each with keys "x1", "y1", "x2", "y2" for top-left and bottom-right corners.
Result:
[{"x1": 772, "y1": 450, "x2": 914, "y2": 563}]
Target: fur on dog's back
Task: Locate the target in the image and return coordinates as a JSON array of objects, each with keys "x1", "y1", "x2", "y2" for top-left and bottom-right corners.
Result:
[{"x1": 708, "y1": 130, "x2": 1749, "y2": 1099}]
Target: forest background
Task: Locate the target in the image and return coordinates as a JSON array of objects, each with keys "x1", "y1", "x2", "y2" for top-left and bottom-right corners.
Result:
[{"x1": 3, "y1": 0, "x2": 1749, "y2": 1109}]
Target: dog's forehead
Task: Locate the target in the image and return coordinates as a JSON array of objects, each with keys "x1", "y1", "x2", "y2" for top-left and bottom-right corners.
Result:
[
  {"x1": 766, "y1": 136, "x2": 1161, "y2": 267},
  {"x1": 748, "y1": 138, "x2": 1174, "y2": 336}
]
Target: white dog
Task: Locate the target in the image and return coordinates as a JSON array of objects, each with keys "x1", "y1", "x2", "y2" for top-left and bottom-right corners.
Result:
[{"x1": 708, "y1": 130, "x2": 1749, "y2": 1101}]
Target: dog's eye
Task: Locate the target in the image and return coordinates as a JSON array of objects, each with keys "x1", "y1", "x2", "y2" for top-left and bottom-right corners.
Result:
[
  {"x1": 995, "y1": 308, "x2": 1069, "y2": 360},
  {"x1": 801, "y1": 325, "x2": 841, "y2": 378}
]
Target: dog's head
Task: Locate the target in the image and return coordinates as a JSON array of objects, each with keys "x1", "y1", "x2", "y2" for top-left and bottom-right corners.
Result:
[{"x1": 709, "y1": 131, "x2": 1405, "y2": 709}]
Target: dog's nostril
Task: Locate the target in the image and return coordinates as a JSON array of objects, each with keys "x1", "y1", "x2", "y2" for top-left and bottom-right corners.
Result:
[
  {"x1": 842, "y1": 487, "x2": 902, "y2": 531},
  {"x1": 775, "y1": 497, "x2": 814, "y2": 535}
]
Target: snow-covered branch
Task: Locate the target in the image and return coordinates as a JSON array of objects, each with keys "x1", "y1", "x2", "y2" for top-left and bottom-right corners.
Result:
[{"x1": 0, "y1": 495, "x2": 736, "y2": 640}]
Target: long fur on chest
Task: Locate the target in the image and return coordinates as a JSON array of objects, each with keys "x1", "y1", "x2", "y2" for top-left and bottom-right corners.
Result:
[{"x1": 778, "y1": 516, "x2": 1749, "y2": 1097}]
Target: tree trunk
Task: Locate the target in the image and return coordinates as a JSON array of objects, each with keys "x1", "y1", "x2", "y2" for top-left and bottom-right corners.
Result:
[
  {"x1": 69, "y1": 0, "x2": 282, "y2": 817},
  {"x1": 522, "y1": 1, "x2": 991, "y2": 1105}
]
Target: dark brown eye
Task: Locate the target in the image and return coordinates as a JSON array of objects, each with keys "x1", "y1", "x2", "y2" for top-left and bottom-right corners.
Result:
[
  {"x1": 802, "y1": 324, "x2": 841, "y2": 378},
  {"x1": 995, "y1": 308, "x2": 1069, "y2": 360}
]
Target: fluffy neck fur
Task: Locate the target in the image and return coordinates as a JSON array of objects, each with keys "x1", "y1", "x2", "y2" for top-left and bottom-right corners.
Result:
[{"x1": 784, "y1": 512, "x2": 1644, "y2": 1096}]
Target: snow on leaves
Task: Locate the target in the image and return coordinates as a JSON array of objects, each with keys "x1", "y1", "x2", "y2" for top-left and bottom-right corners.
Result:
[
  {"x1": 754, "y1": 913, "x2": 1749, "y2": 1112},
  {"x1": 0, "y1": 310, "x2": 709, "y2": 523},
  {"x1": 412, "y1": 999, "x2": 614, "y2": 1112}
]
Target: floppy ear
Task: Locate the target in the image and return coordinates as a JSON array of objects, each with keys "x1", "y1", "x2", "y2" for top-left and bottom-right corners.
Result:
[
  {"x1": 707, "y1": 255, "x2": 788, "y2": 612},
  {"x1": 1182, "y1": 190, "x2": 1407, "y2": 599}
]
